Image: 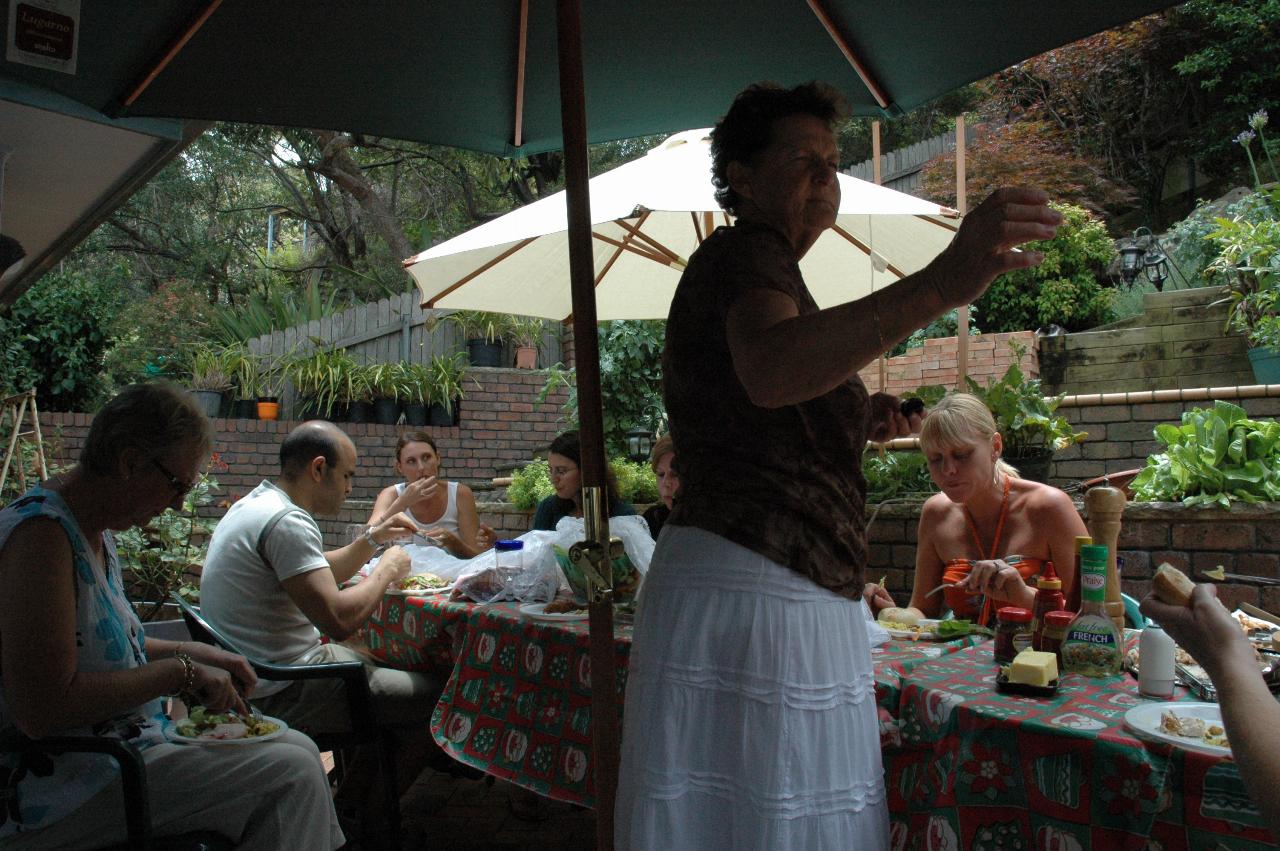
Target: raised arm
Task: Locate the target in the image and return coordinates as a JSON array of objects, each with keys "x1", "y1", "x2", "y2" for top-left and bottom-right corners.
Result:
[
  {"x1": 424, "y1": 484, "x2": 495, "y2": 558},
  {"x1": 726, "y1": 188, "x2": 1060, "y2": 408},
  {"x1": 1, "y1": 521, "x2": 245, "y2": 737},
  {"x1": 368, "y1": 477, "x2": 440, "y2": 526}
]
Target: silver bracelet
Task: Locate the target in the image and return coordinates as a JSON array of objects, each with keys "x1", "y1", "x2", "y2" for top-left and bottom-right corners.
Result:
[{"x1": 361, "y1": 525, "x2": 379, "y2": 548}]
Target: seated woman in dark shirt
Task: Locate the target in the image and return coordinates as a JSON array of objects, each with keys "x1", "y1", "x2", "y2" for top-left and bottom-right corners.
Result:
[
  {"x1": 643, "y1": 434, "x2": 679, "y2": 539},
  {"x1": 531, "y1": 430, "x2": 635, "y2": 531}
]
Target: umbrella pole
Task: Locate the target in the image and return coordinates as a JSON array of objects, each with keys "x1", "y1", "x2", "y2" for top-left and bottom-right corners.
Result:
[
  {"x1": 955, "y1": 115, "x2": 969, "y2": 388},
  {"x1": 556, "y1": 1, "x2": 619, "y2": 848}
]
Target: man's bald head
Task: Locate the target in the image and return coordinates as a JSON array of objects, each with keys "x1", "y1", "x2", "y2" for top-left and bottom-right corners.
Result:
[{"x1": 280, "y1": 420, "x2": 355, "y2": 480}]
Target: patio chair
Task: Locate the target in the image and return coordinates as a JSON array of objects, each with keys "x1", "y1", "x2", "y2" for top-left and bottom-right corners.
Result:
[
  {"x1": 170, "y1": 593, "x2": 400, "y2": 844},
  {"x1": 0, "y1": 728, "x2": 233, "y2": 850}
]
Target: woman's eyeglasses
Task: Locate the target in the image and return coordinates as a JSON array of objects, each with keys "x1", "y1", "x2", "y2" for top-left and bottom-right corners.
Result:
[
  {"x1": 549, "y1": 465, "x2": 577, "y2": 478},
  {"x1": 151, "y1": 457, "x2": 195, "y2": 497}
]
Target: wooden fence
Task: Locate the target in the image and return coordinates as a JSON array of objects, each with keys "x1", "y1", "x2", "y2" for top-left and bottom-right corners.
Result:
[{"x1": 844, "y1": 123, "x2": 979, "y2": 195}]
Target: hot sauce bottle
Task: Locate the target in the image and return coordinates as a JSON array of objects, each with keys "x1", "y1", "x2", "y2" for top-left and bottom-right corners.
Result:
[{"x1": 1030, "y1": 561, "x2": 1066, "y2": 652}]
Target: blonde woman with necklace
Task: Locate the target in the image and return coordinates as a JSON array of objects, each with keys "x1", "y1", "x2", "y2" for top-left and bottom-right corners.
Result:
[{"x1": 868, "y1": 393, "x2": 1087, "y2": 625}]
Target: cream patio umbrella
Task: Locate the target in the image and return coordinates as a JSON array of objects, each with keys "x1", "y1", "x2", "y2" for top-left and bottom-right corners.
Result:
[{"x1": 406, "y1": 129, "x2": 959, "y2": 321}]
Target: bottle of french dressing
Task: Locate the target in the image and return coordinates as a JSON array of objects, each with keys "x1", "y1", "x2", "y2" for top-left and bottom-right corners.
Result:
[{"x1": 1061, "y1": 544, "x2": 1122, "y2": 677}]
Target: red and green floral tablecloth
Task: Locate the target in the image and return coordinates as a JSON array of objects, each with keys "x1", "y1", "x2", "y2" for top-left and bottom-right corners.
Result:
[
  {"x1": 360, "y1": 593, "x2": 980, "y2": 807},
  {"x1": 885, "y1": 643, "x2": 1276, "y2": 851}
]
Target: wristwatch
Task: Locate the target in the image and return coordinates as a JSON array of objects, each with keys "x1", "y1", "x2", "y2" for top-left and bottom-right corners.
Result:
[{"x1": 361, "y1": 525, "x2": 379, "y2": 548}]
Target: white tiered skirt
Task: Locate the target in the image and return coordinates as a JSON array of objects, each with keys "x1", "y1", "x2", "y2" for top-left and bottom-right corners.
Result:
[{"x1": 616, "y1": 524, "x2": 888, "y2": 850}]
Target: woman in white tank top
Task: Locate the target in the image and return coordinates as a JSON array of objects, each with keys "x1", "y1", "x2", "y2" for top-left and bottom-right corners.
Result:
[{"x1": 368, "y1": 430, "x2": 496, "y2": 557}]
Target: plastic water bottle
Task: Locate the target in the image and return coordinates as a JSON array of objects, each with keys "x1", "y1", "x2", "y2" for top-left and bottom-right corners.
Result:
[{"x1": 1138, "y1": 621, "x2": 1175, "y2": 699}]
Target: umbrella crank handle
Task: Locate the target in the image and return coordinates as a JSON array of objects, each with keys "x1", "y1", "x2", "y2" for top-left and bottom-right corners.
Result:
[{"x1": 568, "y1": 538, "x2": 624, "y2": 604}]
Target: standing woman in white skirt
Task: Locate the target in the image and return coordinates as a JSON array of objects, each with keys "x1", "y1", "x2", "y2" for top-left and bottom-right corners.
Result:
[{"x1": 615, "y1": 81, "x2": 1063, "y2": 850}]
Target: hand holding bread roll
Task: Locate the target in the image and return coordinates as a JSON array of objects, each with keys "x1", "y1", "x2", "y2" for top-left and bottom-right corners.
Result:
[{"x1": 1153, "y1": 563, "x2": 1196, "y2": 607}]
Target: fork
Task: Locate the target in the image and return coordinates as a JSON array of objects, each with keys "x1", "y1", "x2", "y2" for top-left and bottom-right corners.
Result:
[{"x1": 925, "y1": 582, "x2": 963, "y2": 598}]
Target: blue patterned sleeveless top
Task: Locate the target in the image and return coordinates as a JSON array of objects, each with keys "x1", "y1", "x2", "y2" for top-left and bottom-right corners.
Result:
[{"x1": 0, "y1": 485, "x2": 167, "y2": 837}]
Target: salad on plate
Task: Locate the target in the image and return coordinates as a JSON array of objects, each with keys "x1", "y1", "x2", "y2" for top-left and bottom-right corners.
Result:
[{"x1": 173, "y1": 706, "x2": 281, "y2": 742}]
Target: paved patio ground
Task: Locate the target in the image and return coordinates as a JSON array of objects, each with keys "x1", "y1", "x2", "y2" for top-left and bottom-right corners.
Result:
[{"x1": 396, "y1": 768, "x2": 598, "y2": 850}]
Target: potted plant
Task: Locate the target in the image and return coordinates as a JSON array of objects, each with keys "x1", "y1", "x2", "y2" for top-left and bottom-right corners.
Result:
[
  {"x1": 343, "y1": 362, "x2": 375, "y2": 424},
  {"x1": 445, "y1": 310, "x2": 509, "y2": 367},
  {"x1": 1208, "y1": 186, "x2": 1280, "y2": 383},
  {"x1": 225, "y1": 343, "x2": 259, "y2": 418},
  {"x1": 400, "y1": 361, "x2": 432, "y2": 426},
  {"x1": 283, "y1": 346, "x2": 353, "y2": 421},
  {"x1": 255, "y1": 353, "x2": 285, "y2": 421},
  {"x1": 507, "y1": 315, "x2": 545, "y2": 369},
  {"x1": 184, "y1": 343, "x2": 234, "y2": 418},
  {"x1": 365, "y1": 361, "x2": 406, "y2": 425},
  {"x1": 964, "y1": 342, "x2": 1087, "y2": 483},
  {"x1": 427, "y1": 351, "x2": 470, "y2": 427}
]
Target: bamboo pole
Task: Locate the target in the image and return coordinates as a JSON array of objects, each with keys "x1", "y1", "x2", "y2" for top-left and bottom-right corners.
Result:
[{"x1": 955, "y1": 115, "x2": 969, "y2": 388}]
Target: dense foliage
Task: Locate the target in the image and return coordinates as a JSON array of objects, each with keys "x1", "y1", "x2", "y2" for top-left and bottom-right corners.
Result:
[
  {"x1": 0, "y1": 269, "x2": 122, "y2": 410},
  {"x1": 505, "y1": 456, "x2": 658, "y2": 510},
  {"x1": 1131, "y1": 401, "x2": 1280, "y2": 506},
  {"x1": 973, "y1": 204, "x2": 1116, "y2": 334},
  {"x1": 964, "y1": 344, "x2": 1088, "y2": 457},
  {"x1": 863, "y1": 450, "x2": 937, "y2": 503}
]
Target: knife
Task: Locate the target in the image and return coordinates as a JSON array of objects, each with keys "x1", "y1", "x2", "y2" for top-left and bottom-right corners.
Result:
[
  {"x1": 1208, "y1": 572, "x2": 1280, "y2": 587},
  {"x1": 1240, "y1": 602, "x2": 1280, "y2": 627}
]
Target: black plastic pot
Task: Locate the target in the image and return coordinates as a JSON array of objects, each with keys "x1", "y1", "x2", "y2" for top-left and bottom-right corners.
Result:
[
  {"x1": 373, "y1": 398, "x2": 402, "y2": 425},
  {"x1": 232, "y1": 398, "x2": 257, "y2": 419},
  {"x1": 404, "y1": 403, "x2": 428, "y2": 426},
  {"x1": 1007, "y1": 449, "x2": 1054, "y2": 484},
  {"x1": 466, "y1": 338, "x2": 503, "y2": 367},
  {"x1": 428, "y1": 400, "x2": 460, "y2": 427},
  {"x1": 346, "y1": 400, "x2": 372, "y2": 423},
  {"x1": 190, "y1": 389, "x2": 224, "y2": 419}
]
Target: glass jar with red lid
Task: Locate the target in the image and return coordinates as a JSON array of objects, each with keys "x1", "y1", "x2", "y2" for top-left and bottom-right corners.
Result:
[{"x1": 994, "y1": 606, "x2": 1033, "y2": 665}]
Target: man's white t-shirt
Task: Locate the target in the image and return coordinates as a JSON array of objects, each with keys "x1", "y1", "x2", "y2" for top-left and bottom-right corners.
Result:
[{"x1": 199, "y1": 480, "x2": 331, "y2": 697}]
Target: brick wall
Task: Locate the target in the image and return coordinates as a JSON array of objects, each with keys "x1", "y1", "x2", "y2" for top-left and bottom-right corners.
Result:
[
  {"x1": 39, "y1": 367, "x2": 571, "y2": 506},
  {"x1": 865, "y1": 501, "x2": 1280, "y2": 612},
  {"x1": 1051, "y1": 395, "x2": 1280, "y2": 485},
  {"x1": 858, "y1": 330, "x2": 1038, "y2": 397}
]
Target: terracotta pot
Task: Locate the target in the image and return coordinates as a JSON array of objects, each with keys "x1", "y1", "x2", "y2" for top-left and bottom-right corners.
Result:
[
  {"x1": 256, "y1": 399, "x2": 280, "y2": 420},
  {"x1": 515, "y1": 345, "x2": 537, "y2": 369}
]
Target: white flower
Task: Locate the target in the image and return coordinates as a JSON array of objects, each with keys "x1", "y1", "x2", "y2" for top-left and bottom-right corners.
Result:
[
  {"x1": 1250, "y1": 109, "x2": 1269, "y2": 130},
  {"x1": 1237, "y1": 129, "x2": 1257, "y2": 146}
]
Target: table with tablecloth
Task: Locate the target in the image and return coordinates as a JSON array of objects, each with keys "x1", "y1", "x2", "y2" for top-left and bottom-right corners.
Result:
[
  {"x1": 884, "y1": 642, "x2": 1276, "y2": 850},
  {"x1": 359, "y1": 592, "x2": 980, "y2": 807}
]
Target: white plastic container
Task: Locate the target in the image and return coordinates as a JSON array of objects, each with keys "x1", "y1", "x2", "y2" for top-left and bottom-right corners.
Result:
[
  {"x1": 1138, "y1": 622, "x2": 1176, "y2": 700},
  {"x1": 494, "y1": 539, "x2": 524, "y2": 587}
]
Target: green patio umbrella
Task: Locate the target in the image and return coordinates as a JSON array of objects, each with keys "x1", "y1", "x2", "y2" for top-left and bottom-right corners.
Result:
[{"x1": 2, "y1": 2, "x2": 1182, "y2": 845}]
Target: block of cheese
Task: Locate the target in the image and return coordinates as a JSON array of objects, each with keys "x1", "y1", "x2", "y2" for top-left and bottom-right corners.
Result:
[{"x1": 1008, "y1": 649, "x2": 1059, "y2": 687}]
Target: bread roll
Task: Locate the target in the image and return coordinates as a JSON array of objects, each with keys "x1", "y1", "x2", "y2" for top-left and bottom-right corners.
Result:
[
  {"x1": 878, "y1": 607, "x2": 921, "y2": 627},
  {"x1": 1153, "y1": 563, "x2": 1195, "y2": 607}
]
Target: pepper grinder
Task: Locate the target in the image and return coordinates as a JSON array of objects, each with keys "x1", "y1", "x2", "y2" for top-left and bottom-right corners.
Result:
[{"x1": 1085, "y1": 481, "x2": 1127, "y2": 633}]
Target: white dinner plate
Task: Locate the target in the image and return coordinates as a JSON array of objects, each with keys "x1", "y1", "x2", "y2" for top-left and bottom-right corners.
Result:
[
  {"x1": 519, "y1": 602, "x2": 588, "y2": 622},
  {"x1": 167, "y1": 715, "x2": 290, "y2": 746},
  {"x1": 883, "y1": 619, "x2": 944, "y2": 641},
  {"x1": 1123, "y1": 702, "x2": 1231, "y2": 758}
]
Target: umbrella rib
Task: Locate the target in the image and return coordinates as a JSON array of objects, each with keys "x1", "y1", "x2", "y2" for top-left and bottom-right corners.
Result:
[
  {"x1": 830, "y1": 224, "x2": 905, "y2": 278},
  {"x1": 613, "y1": 217, "x2": 685, "y2": 265},
  {"x1": 805, "y1": 0, "x2": 889, "y2": 109},
  {"x1": 418, "y1": 237, "x2": 537, "y2": 307},
  {"x1": 592, "y1": 231, "x2": 673, "y2": 266},
  {"x1": 691, "y1": 211, "x2": 704, "y2": 243},
  {"x1": 512, "y1": 0, "x2": 529, "y2": 148},
  {"x1": 121, "y1": 0, "x2": 223, "y2": 107},
  {"x1": 918, "y1": 212, "x2": 961, "y2": 230}
]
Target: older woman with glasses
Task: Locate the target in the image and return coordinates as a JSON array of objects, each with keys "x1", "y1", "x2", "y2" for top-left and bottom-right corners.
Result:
[
  {"x1": 0, "y1": 382, "x2": 343, "y2": 849},
  {"x1": 615, "y1": 81, "x2": 1061, "y2": 849},
  {"x1": 530, "y1": 430, "x2": 634, "y2": 531}
]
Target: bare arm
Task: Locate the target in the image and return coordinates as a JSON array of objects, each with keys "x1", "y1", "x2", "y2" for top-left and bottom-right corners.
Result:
[
  {"x1": 368, "y1": 477, "x2": 440, "y2": 527},
  {"x1": 1040, "y1": 486, "x2": 1087, "y2": 596},
  {"x1": 727, "y1": 188, "x2": 1060, "y2": 408},
  {"x1": 1142, "y1": 585, "x2": 1280, "y2": 840},
  {"x1": 284, "y1": 545, "x2": 412, "y2": 641},
  {"x1": 426, "y1": 485, "x2": 496, "y2": 558},
  {"x1": 1, "y1": 522, "x2": 244, "y2": 737}
]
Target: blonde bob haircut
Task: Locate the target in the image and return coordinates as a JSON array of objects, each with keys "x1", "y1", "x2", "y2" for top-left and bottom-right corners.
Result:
[
  {"x1": 649, "y1": 433, "x2": 674, "y2": 473},
  {"x1": 918, "y1": 392, "x2": 1020, "y2": 479}
]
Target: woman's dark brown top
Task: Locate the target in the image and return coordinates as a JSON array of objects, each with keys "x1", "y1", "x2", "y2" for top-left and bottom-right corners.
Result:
[{"x1": 663, "y1": 221, "x2": 871, "y2": 600}]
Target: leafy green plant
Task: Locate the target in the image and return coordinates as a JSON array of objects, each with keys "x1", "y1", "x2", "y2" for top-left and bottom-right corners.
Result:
[
  {"x1": 1206, "y1": 186, "x2": 1280, "y2": 349},
  {"x1": 973, "y1": 203, "x2": 1115, "y2": 334},
  {"x1": 363, "y1": 361, "x2": 406, "y2": 401},
  {"x1": 964, "y1": 342, "x2": 1087, "y2": 458},
  {"x1": 208, "y1": 280, "x2": 344, "y2": 345},
  {"x1": 610, "y1": 459, "x2": 658, "y2": 504},
  {"x1": 184, "y1": 343, "x2": 235, "y2": 392},
  {"x1": 863, "y1": 450, "x2": 938, "y2": 503},
  {"x1": 507, "y1": 458, "x2": 553, "y2": 510},
  {"x1": 507, "y1": 316, "x2": 548, "y2": 349},
  {"x1": 428, "y1": 352, "x2": 473, "y2": 415},
  {"x1": 1131, "y1": 400, "x2": 1280, "y2": 507},
  {"x1": 398, "y1": 361, "x2": 434, "y2": 405},
  {"x1": 116, "y1": 454, "x2": 226, "y2": 620},
  {"x1": 283, "y1": 346, "x2": 358, "y2": 414},
  {"x1": 443, "y1": 310, "x2": 510, "y2": 343}
]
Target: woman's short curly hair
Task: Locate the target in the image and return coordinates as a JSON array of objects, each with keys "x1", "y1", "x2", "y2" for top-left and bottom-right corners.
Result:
[
  {"x1": 710, "y1": 81, "x2": 849, "y2": 217},
  {"x1": 80, "y1": 381, "x2": 211, "y2": 476}
]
